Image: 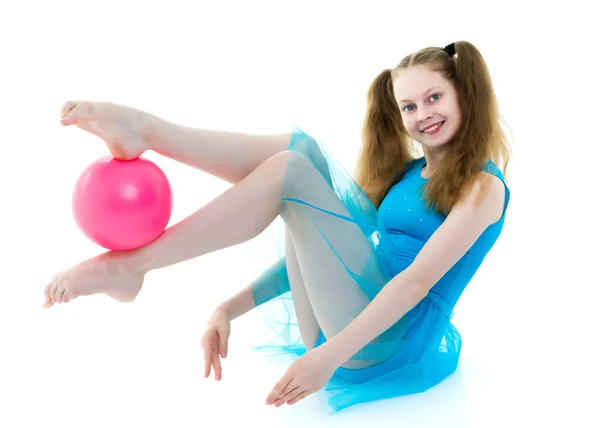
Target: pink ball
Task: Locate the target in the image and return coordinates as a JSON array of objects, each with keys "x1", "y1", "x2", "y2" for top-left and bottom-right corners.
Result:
[{"x1": 72, "y1": 156, "x2": 173, "y2": 251}]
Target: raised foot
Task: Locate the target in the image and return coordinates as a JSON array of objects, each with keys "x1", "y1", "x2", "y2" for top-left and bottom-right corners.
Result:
[{"x1": 60, "y1": 100, "x2": 153, "y2": 160}]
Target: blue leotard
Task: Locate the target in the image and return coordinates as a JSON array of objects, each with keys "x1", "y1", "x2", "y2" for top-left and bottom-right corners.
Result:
[{"x1": 251, "y1": 128, "x2": 510, "y2": 412}]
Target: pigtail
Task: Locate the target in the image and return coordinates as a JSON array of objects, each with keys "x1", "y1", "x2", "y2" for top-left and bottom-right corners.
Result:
[
  {"x1": 356, "y1": 41, "x2": 510, "y2": 214},
  {"x1": 355, "y1": 69, "x2": 415, "y2": 208},
  {"x1": 424, "y1": 41, "x2": 511, "y2": 213}
]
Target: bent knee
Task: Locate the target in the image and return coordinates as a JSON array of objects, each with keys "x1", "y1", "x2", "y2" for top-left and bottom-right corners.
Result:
[
  {"x1": 269, "y1": 149, "x2": 332, "y2": 186},
  {"x1": 268, "y1": 149, "x2": 311, "y2": 167}
]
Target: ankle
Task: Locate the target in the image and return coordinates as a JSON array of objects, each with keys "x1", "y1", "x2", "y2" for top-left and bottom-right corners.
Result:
[
  {"x1": 143, "y1": 113, "x2": 167, "y2": 152},
  {"x1": 101, "y1": 250, "x2": 153, "y2": 278},
  {"x1": 145, "y1": 113, "x2": 185, "y2": 154}
]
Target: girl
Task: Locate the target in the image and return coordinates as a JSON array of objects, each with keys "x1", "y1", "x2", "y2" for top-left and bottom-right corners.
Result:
[{"x1": 44, "y1": 40, "x2": 511, "y2": 413}]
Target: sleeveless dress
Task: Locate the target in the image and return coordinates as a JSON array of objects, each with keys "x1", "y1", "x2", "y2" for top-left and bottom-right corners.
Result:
[{"x1": 251, "y1": 127, "x2": 510, "y2": 412}]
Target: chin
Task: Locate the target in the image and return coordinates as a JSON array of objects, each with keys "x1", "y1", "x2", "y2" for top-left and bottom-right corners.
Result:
[
  {"x1": 415, "y1": 128, "x2": 457, "y2": 149},
  {"x1": 423, "y1": 141, "x2": 450, "y2": 150},
  {"x1": 415, "y1": 136, "x2": 451, "y2": 148}
]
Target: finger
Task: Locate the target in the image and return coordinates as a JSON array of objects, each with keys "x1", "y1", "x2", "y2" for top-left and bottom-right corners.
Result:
[
  {"x1": 203, "y1": 341, "x2": 213, "y2": 378},
  {"x1": 212, "y1": 350, "x2": 222, "y2": 381},
  {"x1": 274, "y1": 386, "x2": 299, "y2": 407},
  {"x1": 287, "y1": 390, "x2": 311, "y2": 405},
  {"x1": 266, "y1": 376, "x2": 293, "y2": 405},
  {"x1": 279, "y1": 379, "x2": 298, "y2": 398},
  {"x1": 204, "y1": 347, "x2": 215, "y2": 379},
  {"x1": 218, "y1": 328, "x2": 230, "y2": 358}
]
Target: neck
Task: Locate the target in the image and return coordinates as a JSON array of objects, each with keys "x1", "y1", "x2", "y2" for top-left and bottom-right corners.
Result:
[{"x1": 421, "y1": 147, "x2": 448, "y2": 178}]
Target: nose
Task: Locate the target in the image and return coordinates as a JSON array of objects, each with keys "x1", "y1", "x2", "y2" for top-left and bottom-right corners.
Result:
[{"x1": 417, "y1": 106, "x2": 433, "y2": 123}]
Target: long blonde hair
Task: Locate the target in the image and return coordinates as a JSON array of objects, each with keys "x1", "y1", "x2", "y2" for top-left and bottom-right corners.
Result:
[{"x1": 355, "y1": 41, "x2": 511, "y2": 214}]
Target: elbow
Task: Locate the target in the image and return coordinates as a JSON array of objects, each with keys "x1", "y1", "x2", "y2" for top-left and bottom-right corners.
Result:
[
  {"x1": 414, "y1": 279, "x2": 433, "y2": 302},
  {"x1": 401, "y1": 267, "x2": 436, "y2": 300}
]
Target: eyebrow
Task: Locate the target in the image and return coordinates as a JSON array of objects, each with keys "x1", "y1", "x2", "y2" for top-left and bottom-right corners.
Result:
[{"x1": 399, "y1": 87, "x2": 443, "y2": 103}]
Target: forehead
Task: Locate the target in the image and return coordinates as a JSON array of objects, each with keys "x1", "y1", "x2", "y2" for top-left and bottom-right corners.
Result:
[{"x1": 392, "y1": 65, "x2": 450, "y2": 101}]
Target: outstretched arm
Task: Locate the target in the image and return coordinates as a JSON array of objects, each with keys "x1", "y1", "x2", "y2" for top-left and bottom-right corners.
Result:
[{"x1": 323, "y1": 173, "x2": 507, "y2": 365}]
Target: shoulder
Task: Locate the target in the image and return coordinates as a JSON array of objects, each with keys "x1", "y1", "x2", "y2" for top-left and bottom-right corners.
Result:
[
  {"x1": 402, "y1": 169, "x2": 507, "y2": 288},
  {"x1": 457, "y1": 169, "x2": 507, "y2": 225}
]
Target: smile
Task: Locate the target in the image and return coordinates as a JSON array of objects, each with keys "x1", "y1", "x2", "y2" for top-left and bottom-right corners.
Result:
[{"x1": 421, "y1": 121, "x2": 445, "y2": 135}]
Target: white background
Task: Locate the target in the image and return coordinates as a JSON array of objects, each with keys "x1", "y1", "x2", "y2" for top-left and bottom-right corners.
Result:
[{"x1": 1, "y1": 0, "x2": 598, "y2": 427}]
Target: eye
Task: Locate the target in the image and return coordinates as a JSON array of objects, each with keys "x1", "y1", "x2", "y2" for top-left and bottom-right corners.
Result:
[{"x1": 401, "y1": 93, "x2": 441, "y2": 112}]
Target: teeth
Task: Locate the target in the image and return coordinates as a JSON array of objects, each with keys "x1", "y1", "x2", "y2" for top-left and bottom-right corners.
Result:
[{"x1": 424, "y1": 122, "x2": 443, "y2": 132}]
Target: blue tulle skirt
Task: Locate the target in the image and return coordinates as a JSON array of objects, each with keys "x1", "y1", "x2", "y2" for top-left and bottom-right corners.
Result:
[{"x1": 251, "y1": 128, "x2": 461, "y2": 412}]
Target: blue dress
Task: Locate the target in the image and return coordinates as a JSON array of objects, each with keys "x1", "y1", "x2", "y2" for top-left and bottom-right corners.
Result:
[{"x1": 251, "y1": 128, "x2": 510, "y2": 412}]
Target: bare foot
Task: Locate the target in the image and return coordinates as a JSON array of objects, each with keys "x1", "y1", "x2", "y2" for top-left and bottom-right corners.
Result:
[
  {"x1": 60, "y1": 100, "x2": 153, "y2": 160},
  {"x1": 43, "y1": 252, "x2": 146, "y2": 308}
]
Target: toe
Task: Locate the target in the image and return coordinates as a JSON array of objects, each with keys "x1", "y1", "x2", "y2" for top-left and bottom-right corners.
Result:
[
  {"x1": 43, "y1": 295, "x2": 54, "y2": 308},
  {"x1": 60, "y1": 100, "x2": 91, "y2": 126},
  {"x1": 60, "y1": 101, "x2": 77, "y2": 118},
  {"x1": 60, "y1": 289, "x2": 72, "y2": 303},
  {"x1": 56, "y1": 288, "x2": 65, "y2": 304},
  {"x1": 52, "y1": 284, "x2": 65, "y2": 303},
  {"x1": 60, "y1": 101, "x2": 79, "y2": 125},
  {"x1": 43, "y1": 283, "x2": 53, "y2": 306},
  {"x1": 49, "y1": 282, "x2": 60, "y2": 304}
]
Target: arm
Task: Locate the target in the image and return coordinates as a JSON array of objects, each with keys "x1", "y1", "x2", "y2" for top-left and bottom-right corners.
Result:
[
  {"x1": 322, "y1": 173, "x2": 507, "y2": 366},
  {"x1": 219, "y1": 257, "x2": 289, "y2": 321}
]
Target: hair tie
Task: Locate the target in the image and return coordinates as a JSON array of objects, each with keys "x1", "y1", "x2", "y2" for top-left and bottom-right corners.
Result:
[{"x1": 444, "y1": 43, "x2": 456, "y2": 57}]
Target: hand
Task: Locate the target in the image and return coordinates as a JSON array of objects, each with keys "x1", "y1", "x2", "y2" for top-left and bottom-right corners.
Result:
[
  {"x1": 201, "y1": 306, "x2": 231, "y2": 381},
  {"x1": 265, "y1": 345, "x2": 338, "y2": 407}
]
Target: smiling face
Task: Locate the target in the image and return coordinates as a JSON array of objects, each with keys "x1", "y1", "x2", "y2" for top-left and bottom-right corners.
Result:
[{"x1": 392, "y1": 64, "x2": 461, "y2": 151}]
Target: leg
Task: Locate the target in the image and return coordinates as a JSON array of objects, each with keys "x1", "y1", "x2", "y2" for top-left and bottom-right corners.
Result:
[
  {"x1": 277, "y1": 156, "x2": 390, "y2": 369},
  {"x1": 149, "y1": 120, "x2": 292, "y2": 184},
  {"x1": 284, "y1": 228, "x2": 381, "y2": 369},
  {"x1": 45, "y1": 149, "x2": 391, "y2": 370},
  {"x1": 44, "y1": 150, "x2": 310, "y2": 306},
  {"x1": 284, "y1": 230, "x2": 321, "y2": 349},
  {"x1": 60, "y1": 100, "x2": 291, "y2": 184}
]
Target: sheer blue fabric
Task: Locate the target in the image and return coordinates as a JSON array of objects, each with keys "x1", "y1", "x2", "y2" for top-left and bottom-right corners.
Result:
[{"x1": 251, "y1": 128, "x2": 510, "y2": 412}]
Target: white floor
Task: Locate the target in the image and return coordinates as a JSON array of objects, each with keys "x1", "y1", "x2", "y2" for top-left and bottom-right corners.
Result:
[{"x1": 1, "y1": 1, "x2": 598, "y2": 427}]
